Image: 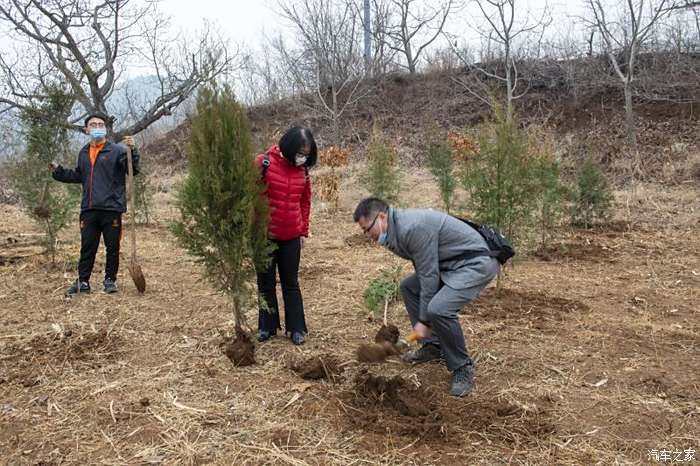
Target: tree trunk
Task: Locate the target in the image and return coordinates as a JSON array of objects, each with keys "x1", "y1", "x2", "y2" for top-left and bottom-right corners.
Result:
[
  {"x1": 364, "y1": 0, "x2": 372, "y2": 76},
  {"x1": 505, "y1": 53, "x2": 513, "y2": 122},
  {"x1": 405, "y1": 41, "x2": 415, "y2": 74},
  {"x1": 46, "y1": 218, "x2": 56, "y2": 265},
  {"x1": 624, "y1": 80, "x2": 636, "y2": 146},
  {"x1": 331, "y1": 85, "x2": 340, "y2": 145}
]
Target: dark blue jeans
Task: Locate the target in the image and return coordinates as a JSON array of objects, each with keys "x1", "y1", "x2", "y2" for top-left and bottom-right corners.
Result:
[{"x1": 256, "y1": 238, "x2": 307, "y2": 335}]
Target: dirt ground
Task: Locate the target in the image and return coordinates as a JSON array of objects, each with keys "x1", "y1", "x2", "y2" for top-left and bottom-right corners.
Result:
[{"x1": 1, "y1": 168, "x2": 698, "y2": 465}]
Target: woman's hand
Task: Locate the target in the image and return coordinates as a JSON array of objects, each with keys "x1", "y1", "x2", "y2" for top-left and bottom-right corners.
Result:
[{"x1": 300, "y1": 236, "x2": 306, "y2": 250}]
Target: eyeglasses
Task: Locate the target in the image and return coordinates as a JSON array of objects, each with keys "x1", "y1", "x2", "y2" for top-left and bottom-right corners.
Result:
[
  {"x1": 362, "y1": 214, "x2": 379, "y2": 234},
  {"x1": 88, "y1": 122, "x2": 106, "y2": 128}
]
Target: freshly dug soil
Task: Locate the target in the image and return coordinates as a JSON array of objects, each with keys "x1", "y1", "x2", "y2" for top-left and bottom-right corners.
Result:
[
  {"x1": 374, "y1": 324, "x2": 400, "y2": 344},
  {"x1": 222, "y1": 327, "x2": 255, "y2": 367},
  {"x1": 33, "y1": 206, "x2": 51, "y2": 219},
  {"x1": 288, "y1": 354, "x2": 343, "y2": 381},
  {"x1": 354, "y1": 373, "x2": 432, "y2": 417},
  {"x1": 356, "y1": 342, "x2": 399, "y2": 362}
]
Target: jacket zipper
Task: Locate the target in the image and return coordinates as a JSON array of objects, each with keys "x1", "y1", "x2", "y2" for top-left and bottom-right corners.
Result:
[
  {"x1": 88, "y1": 155, "x2": 94, "y2": 208},
  {"x1": 88, "y1": 146, "x2": 102, "y2": 208}
]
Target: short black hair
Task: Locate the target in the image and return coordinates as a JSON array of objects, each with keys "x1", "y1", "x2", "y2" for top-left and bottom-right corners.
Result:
[
  {"x1": 278, "y1": 126, "x2": 318, "y2": 168},
  {"x1": 84, "y1": 112, "x2": 110, "y2": 127},
  {"x1": 353, "y1": 197, "x2": 389, "y2": 222}
]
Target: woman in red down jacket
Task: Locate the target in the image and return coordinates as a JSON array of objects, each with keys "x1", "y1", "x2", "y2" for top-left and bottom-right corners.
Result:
[{"x1": 255, "y1": 127, "x2": 317, "y2": 345}]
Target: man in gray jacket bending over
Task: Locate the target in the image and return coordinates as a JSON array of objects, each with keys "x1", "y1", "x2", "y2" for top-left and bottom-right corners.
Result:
[{"x1": 354, "y1": 198, "x2": 499, "y2": 397}]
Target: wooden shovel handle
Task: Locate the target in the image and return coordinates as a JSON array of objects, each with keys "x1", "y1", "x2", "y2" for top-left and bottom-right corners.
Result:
[{"x1": 126, "y1": 145, "x2": 136, "y2": 261}]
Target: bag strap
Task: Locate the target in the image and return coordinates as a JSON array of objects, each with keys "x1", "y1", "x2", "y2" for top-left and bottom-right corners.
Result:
[
  {"x1": 444, "y1": 250, "x2": 500, "y2": 263},
  {"x1": 442, "y1": 215, "x2": 497, "y2": 262},
  {"x1": 261, "y1": 153, "x2": 271, "y2": 179},
  {"x1": 261, "y1": 154, "x2": 309, "y2": 182}
]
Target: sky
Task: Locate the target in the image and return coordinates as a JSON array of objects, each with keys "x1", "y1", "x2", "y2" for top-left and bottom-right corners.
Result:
[
  {"x1": 159, "y1": 0, "x2": 582, "y2": 55},
  {"x1": 163, "y1": 0, "x2": 279, "y2": 46},
  {"x1": 0, "y1": 0, "x2": 588, "y2": 79}
]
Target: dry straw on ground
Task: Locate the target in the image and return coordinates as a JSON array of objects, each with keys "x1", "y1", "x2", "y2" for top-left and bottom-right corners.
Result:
[{"x1": 0, "y1": 167, "x2": 698, "y2": 465}]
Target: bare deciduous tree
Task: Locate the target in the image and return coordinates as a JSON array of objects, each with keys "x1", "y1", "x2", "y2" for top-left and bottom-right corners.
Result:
[
  {"x1": 584, "y1": 0, "x2": 679, "y2": 146},
  {"x1": 450, "y1": 0, "x2": 550, "y2": 120},
  {"x1": 278, "y1": 0, "x2": 369, "y2": 143},
  {"x1": 0, "y1": 0, "x2": 236, "y2": 140},
  {"x1": 375, "y1": 0, "x2": 456, "y2": 74}
]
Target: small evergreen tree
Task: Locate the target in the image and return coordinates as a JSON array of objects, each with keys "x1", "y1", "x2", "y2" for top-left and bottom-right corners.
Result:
[
  {"x1": 171, "y1": 86, "x2": 272, "y2": 364},
  {"x1": 533, "y1": 158, "x2": 567, "y2": 249},
  {"x1": 529, "y1": 126, "x2": 567, "y2": 249},
  {"x1": 8, "y1": 85, "x2": 79, "y2": 264},
  {"x1": 459, "y1": 104, "x2": 540, "y2": 248},
  {"x1": 366, "y1": 122, "x2": 400, "y2": 203},
  {"x1": 427, "y1": 127, "x2": 457, "y2": 213},
  {"x1": 570, "y1": 157, "x2": 612, "y2": 228}
]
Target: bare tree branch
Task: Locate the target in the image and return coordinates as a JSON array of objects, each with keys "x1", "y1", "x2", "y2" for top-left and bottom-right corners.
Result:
[
  {"x1": 582, "y1": 0, "x2": 679, "y2": 145},
  {"x1": 0, "y1": 0, "x2": 238, "y2": 138}
]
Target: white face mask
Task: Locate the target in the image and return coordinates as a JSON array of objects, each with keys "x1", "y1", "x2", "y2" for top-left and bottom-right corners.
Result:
[{"x1": 295, "y1": 154, "x2": 308, "y2": 166}]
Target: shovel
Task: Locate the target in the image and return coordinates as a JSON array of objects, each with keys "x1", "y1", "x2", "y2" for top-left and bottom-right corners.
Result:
[{"x1": 125, "y1": 145, "x2": 146, "y2": 293}]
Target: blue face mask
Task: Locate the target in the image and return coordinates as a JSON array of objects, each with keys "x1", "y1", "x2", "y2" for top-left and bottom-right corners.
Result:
[
  {"x1": 378, "y1": 230, "x2": 388, "y2": 246},
  {"x1": 89, "y1": 127, "x2": 107, "y2": 140}
]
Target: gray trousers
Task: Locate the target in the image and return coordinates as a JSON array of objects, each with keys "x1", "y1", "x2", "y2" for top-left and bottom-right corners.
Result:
[{"x1": 400, "y1": 273, "x2": 490, "y2": 371}]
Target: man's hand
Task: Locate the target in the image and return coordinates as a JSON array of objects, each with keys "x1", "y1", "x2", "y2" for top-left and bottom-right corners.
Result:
[
  {"x1": 300, "y1": 236, "x2": 306, "y2": 250},
  {"x1": 413, "y1": 321, "x2": 432, "y2": 340},
  {"x1": 121, "y1": 135, "x2": 135, "y2": 148},
  {"x1": 49, "y1": 162, "x2": 58, "y2": 172}
]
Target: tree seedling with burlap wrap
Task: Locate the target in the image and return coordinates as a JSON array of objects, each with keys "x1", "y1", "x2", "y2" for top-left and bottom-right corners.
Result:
[
  {"x1": 172, "y1": 85, "x2": 273, "y2": 366},
  {"x1": 357, "y1": 266, "x2": 408, "y2": 362}
]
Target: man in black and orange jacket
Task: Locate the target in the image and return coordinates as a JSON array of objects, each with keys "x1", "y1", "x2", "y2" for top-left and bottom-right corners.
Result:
[{"x1": 51, "y1": 113, "x2": 140, "y2": 296}]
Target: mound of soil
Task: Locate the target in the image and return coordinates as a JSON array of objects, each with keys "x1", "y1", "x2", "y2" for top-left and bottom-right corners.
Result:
[
  {"x1": 473, "y1": 288, "x2": 589, "y2": 322},
  {"x1": 288, "y1": 354, "x2": 343, "y2": 381},
  {"x1": 221, "y1": 327, "x2": 255, "y2": 367},
  {"x1": 1, "y1": 329, "x2": 125, "y2": 385},
  {"x1": 344, "y1": 371, "x2": 556, "y2": 442},
  {"x1": 356, "y1": 342, "x2": 399, "y2": 362},
  {"x1": 355, "y1": 373, "x2": 432, "y2": 417},
  {"x1": 342, "y1": 372, "x2": 443, "y2": 437},
  {"x1": 374, "y1": 324, "x2": 400, "y2": 344},
  {"x1": 12, "y1": 329, "x2": 121, "y2": 360},
  {"x1": 533, "y1": 241, "x2": 612, "y2": 262}
]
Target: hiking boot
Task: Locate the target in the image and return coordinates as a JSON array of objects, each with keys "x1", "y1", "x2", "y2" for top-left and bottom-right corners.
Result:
[
  {"x1": 401, "y1": 343, "x2": 443, "y2": 364},
  {"x1": 257, "y1": 329, "x2": 276, "y2": 342},
  {"x1": 103, "y1": 278, "x2": 118, "y2": 294},
  {"x1": 291, "y1": 332, "x2": 305, "y2": 346},
  {"x1": 449, "y1": 363, "x2": 475, "y2": 397},
  {"x1": 65, "y1": 280, "x2": 90, "y2": 297}
]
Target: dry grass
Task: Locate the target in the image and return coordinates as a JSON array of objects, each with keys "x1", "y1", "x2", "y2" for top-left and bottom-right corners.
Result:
[{"x1": 0, "y1": 166, "x2": 698, "y2": 465}]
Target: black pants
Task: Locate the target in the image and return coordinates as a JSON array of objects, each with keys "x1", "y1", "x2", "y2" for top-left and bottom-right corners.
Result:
[
  {"x1": 256, "y1": 238, "x2": 307, "y2": 335},
  {"x1": 78, "y1": 210, "x2": 122, "y2": 283}
]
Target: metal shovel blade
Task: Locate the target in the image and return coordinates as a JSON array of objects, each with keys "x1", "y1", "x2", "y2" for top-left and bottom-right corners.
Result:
[{"x1": 127, "y1": 260, "x2": 146, "y2": 294}]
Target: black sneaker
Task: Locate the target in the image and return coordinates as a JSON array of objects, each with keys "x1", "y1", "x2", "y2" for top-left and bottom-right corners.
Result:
[
  {"x1": 291, "y1": 332, "x2": 305, "y2": 346},
  {"x1": 65, "y1": 280, "x2": 90, "y2": 297},
  {"x1": 401, "y1": 343, "x2": 443, "y2": 364},
  {"x1": 103, "y1": 278, "x2": 118, "y2": 294},
  {"x1": 257, "y1": 329, "x2": 276, "y2": 342},
  {"x1": 449, "y1": 363, "x2": 475, "y2": 397}
]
